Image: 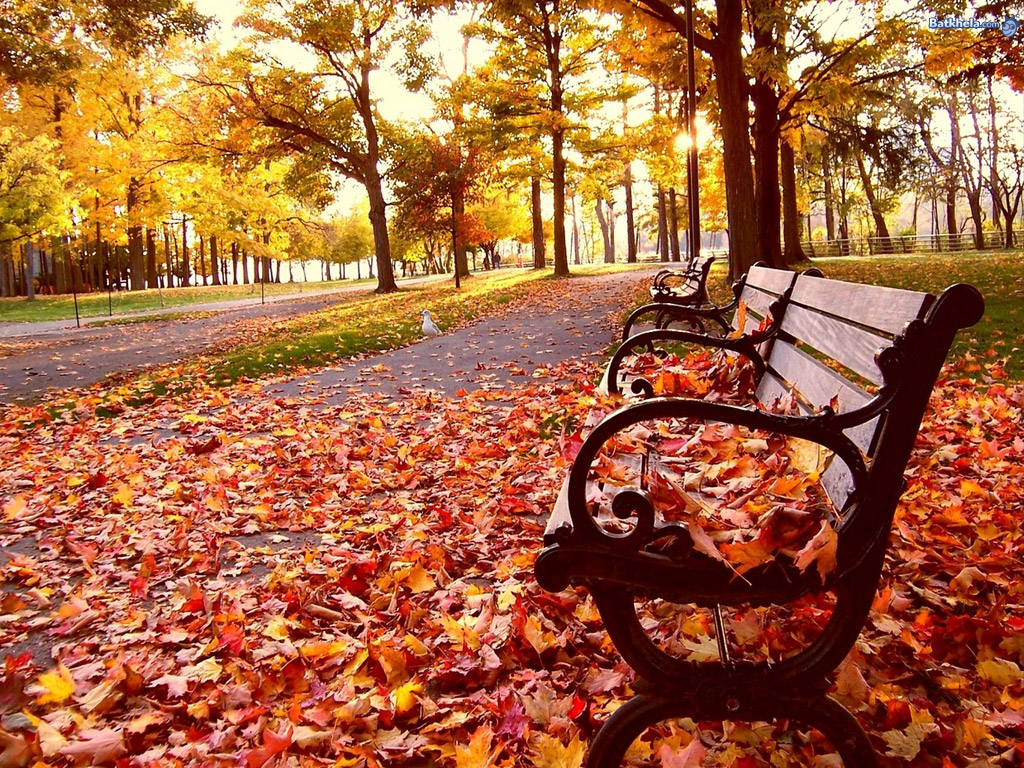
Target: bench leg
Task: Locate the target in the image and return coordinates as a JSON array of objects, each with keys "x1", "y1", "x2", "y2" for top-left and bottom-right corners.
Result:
[{"x1": 586, "y1": 692, "x2": 880, "y2": 768}]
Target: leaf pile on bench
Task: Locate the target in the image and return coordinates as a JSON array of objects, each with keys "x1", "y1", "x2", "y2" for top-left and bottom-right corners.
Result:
[{"x1": 582, "y1": 413, "x2": 839, "y2": 580}]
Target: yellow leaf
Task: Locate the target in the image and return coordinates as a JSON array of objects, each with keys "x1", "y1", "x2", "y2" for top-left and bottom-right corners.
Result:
[
  {"x1": 36, "y1": 719, "x2": 69, "y2": 757},
  {"x1": 523, "y1": 615, "x2": 556, "y2": 654},
  {"x1": 2, "y1": 495, "x2": 27, "y2": 520},
  {"x1": 185, "y1": 658, "x2": 223, "y2": 683},
  {"x1": 531, "y1": 732, "x2": 586, "y2": 768},
  {"x1": 455, "y1": 725, "x2": 499, "y2": 768},
  {"x1": 264, "y1": 616, "x2": 290, "y2": 641},
  {"x1": 440, "y1": 614, "x2": 481, "y2": 650},
  {"x1": 403, "y1": 634, "x2": 431, "y2": 656},
  {"x1": 390, "y1": 680, "x2": 422, "y2": 715},
  {"x1": 787, "y1": 437, "x2": 830, "y2": 476},
  {"x1": 402, "y1": 564, "x2": 436, "y2": 593},
  {"x1": 977, "y1": 659, "x2": 1023, "y2": 686},
  {"x1": 37, "y1": 664, "x2": 75, "y2": 705},
  {"x1": 113, "y1": 483, "x2": 133, "y2": 508}
]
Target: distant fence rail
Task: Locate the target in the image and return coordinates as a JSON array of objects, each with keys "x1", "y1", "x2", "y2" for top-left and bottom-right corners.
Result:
[{"x1": 803, "y1": 230, "x2": 1022, "y2": 257}]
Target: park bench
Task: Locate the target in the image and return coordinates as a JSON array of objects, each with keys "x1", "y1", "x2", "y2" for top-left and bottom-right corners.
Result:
[
  {"x1": 535, "y1": 267, "x2": 984, "y2": 767},
  {"x1": 620, "y1": 258, "x2": 717, "y2": 340},
  {"x1": 605, "y1": 264, "x2": 821, "y2": 396}
]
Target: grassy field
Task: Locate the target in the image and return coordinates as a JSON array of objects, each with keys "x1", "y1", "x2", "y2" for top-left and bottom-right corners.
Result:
[{"x1": 0, "y1": 277, "x2": 379, "y2": 323}]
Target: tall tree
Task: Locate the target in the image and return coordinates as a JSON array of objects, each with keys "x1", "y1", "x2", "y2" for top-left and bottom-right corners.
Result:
[
  {"x1": 213, "y1": 0, "x2": 435, "y2": 293},
  {"x1": 474, "y1": 0, "x2": 607, "y2": 277}
]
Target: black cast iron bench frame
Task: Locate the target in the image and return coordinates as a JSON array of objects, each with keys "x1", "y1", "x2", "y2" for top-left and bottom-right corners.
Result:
[
  {"x1": 621, "y1": 258, "x2": 718, "y2": 339},
  {"x1": 536, "y1": 266, "x2": 983, "y2": 767}
]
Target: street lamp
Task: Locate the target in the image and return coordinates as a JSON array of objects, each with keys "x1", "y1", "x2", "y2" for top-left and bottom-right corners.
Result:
[{"x1": 685, "y1": 0, "x2": 700, "y2": 266}]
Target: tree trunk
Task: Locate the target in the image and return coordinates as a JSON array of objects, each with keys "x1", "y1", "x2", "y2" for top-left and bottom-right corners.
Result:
[
  {"x1": 163, "y1": 226, "x2": 173, "y2": 288},
  {"x1": 668, "y1": 188, "x2": 682, "y2": 261},
  {"x1": 531, "y1": 175, "x2": 545, "y2": 269},
  {"x1": 199, "y1": 236, "x2": 207, "y2": 286},
  {"x1": 781, "y1": 140, "x2": 804, "y2": 265},
  {"x1": 127, "y1": 177, "x2": 145, "y2": 291},
  {"x1": 751, "y1": 80, "x2": 782, "y2": 267},
  {"x1": 822, "y1": 148, "x2": 836, "y2": 241},
  {"x1": 571, "y1": 194, "x2": 581, "y2": 265},
  {"x1": 453, "y1": 186, "x2": 470, "y2": 279},
  {"x1": 551, "y1": 128, "x2": 569, "y2": 276},
  {"x1": 231, "y1": 241, "x2": 239, "y2": 284},
  {"x1": 987, "y1": 74, "x2": 1001, "y2": 236},
  {"x1": 946, "y1": 98, "x2": 960, "y2": 248},
  {"x1": 624, "y1": 160, "x2": 637, "y2": 263},
  {"x1": 242, "y1": 249, "x2": 249, "y2": 285},
  {"x1": 657, "y1": 186, "x2": 670, "y2": 262},
  {"x1": 711, "y1": 0, "x2": 758, "y2": 280},
  {"x1": 210, "y1": 235, "x2": 221, "y2": 286},
  {"x1": 25, "y1": 244, "x2": 35, "y2": 300},
  {"x1": 596, "y1": 198, "x2": 613, "y2": 263},
  {"x1": 356, "y1": 65, "x2": 398, "y2": 293},
  {"x1": 181, "y1": 217, "x2": 190, "y2": 286},
  {"x1": 146, "y1": 228, "x2": 158, "y2": 288},
  {"x1": 855, "y1": 152, "x2": 891, "y2": 250}
]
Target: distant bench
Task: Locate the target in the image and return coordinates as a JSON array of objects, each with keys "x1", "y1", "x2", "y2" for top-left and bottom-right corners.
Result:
[
  {"x1": 536, "y1": 266, "x2": 983, "y2": 766},
  {"x1": 619, "y1": 257, "x2": 717, "y2": 340}
]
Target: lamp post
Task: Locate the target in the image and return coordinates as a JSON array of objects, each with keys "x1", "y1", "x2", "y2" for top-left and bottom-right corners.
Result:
[{"x1": 685, "y1": 0, "x2": 701, "y2": 266}]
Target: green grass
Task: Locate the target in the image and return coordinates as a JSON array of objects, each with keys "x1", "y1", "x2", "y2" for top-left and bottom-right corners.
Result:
[
  {"x1": 0, "y1": 277, "x2": 380, "y2": 323},
  {"x1": 696, "y1": 250, "x2": 1022, "y2": 380},
  {"x1": 119, "y1": 268, "x2": 558, "y2": 397}
]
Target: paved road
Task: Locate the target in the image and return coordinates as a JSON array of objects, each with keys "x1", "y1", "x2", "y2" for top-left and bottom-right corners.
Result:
[
  {"x1": 0, "y1": 282, "x2": 438, "y2": 404},
  {"x1": 270, "y1": 271, "x2": 651, "y2": 404},
  {"x1": 0, "y1": 271, "x2": 653, "y2": 406}
]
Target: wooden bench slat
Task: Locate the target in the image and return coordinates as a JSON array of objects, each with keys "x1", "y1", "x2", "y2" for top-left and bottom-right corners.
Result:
[
  {"x1": 735, "y1": 286, "x2": 777, "y2": 326},
  {"x1": 760, "y1": 341, "x2": 878, "y2": 455},
  {"x1": 780, "y1": 304, "x2": 888, "y2": 385},
  {"x1": 747, "y1": 265, "x2": 797, "y2": 295},
  {"x1": 790, "y1": 275, "x2": 931, "y2": 335}
]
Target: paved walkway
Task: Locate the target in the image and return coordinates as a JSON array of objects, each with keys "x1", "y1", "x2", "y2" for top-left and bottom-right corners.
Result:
[
  {"x1": 0, "y1": 285, "x2": 417, "y2": 403},
  {"x1": 0, "y1": 271, "x2": 652, "y2": 405},
  {"x1": 268, "y1": 271, "x2": 651, "y2": 404}
]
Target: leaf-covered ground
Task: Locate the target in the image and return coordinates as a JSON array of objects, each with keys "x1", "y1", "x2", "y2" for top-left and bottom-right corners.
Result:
[{"x1": 0, "y1": 281, "x2": 1022, "y2": 766}]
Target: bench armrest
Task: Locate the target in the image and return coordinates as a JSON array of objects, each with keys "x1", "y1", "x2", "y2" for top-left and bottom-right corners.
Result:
[
  {"x1": 553, "y1": 396, "x2": 867, "y2": 552},
  {"x1": 604, "y1": 327, "x2": 768, "y2": 397}
]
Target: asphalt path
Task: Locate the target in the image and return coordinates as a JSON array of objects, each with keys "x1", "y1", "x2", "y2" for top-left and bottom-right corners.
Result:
[
  {"x1": 0, "y1": 278, "x2": 442, "y2": 404},
  {"x1": 0, "y1": 270, "x2": 655, "y2": 406}
]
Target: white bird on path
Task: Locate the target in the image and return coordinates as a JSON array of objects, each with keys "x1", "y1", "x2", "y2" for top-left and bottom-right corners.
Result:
[{"x1": 421, "y1": 309, "x2": 441, "y2": 337}]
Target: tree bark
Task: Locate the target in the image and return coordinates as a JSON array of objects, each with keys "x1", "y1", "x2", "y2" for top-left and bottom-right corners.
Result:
[
  {"x1": 356, "y1": 64, "x2": 398, "y2": 292},
  {"x1": 710, "y1": 0, "x2": 758, "y2": 280},
  {"x1": 531, "y1": 175, "x2": 545, "y2": 268},
  {"x1": 855, "y1": 152, "x2": 891, "y2": 250},
  {"x1": 668, "y1": 188, "x2": 682, "y2": 261},
  {"x1": 453, "y1": 186, "x2": 469, "y2": 279},
  {"x1": 210, "y1": 235, "x2": 221, "y2": 286},
  {"x1": 146, "y1": 228, "x2": 158, "y2": 288},
  {"x1": 181, "y1": 217, "x2": 190, "y2": 286},
  {"x1": 624, "y1": 160, "x2": 637, "y2": 263},
  {"x1": 751, "y1": 80, "x2": 782, "y2": 267},
  {"x1": 163, "y1": 226, "x2": 173, "y2": 288},
  {"x1": 781, "y1": 140, "x2": 804, "y2": 265},
  {"x1": 657, "y1": 186, "x2": 670, "y2": 262},
  {"x1": 127, "y1": 177, "x2": 145, "y2": 290},
  {"x1": 822, "y1": 148, "x2": 836, "y2": 241},
  {"x1": 596, "y1": 198, "x2": 613, "y2": 263}
]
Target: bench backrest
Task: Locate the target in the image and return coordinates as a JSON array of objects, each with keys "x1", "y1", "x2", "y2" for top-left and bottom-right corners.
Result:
[{"x1": 752, "y1": 272, "x2": 979, "y2": 515}]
